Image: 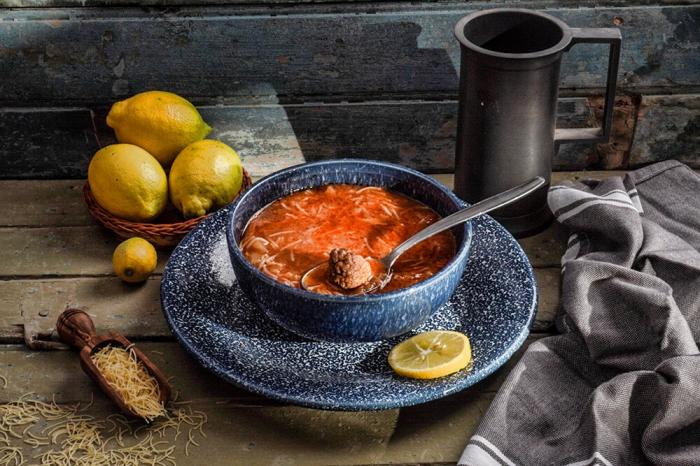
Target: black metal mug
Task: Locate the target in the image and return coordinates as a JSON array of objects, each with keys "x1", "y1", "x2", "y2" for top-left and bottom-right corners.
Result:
[{"x1": 453, "y1": 9, "x2": 621, "y2": 236}]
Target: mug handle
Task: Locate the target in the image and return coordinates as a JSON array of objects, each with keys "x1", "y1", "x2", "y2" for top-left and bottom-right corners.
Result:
[{"x1": 554, "y1": 28, "x2": 622, "y2": 145}]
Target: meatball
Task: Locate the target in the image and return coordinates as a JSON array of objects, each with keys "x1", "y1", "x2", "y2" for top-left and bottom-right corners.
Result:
[{"x1": 328, "y1": 248, "x2": 372, "y2": 290}]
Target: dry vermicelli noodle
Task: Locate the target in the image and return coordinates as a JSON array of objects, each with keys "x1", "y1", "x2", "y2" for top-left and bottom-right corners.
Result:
[
  {"x1": 0, "y1": 390, "x2": 207, "y2": 465},
  {"x1": 0, "y1": 447, "x2": 22, "y2": 466},
  {"x1": 90, "y1": 345, "x2": 166, "y2": 422}
]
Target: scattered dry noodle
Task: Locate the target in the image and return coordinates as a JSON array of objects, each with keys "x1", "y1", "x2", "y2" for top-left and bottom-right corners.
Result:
[
  {"x1": 0, "y1": 446, "x2": 23, "y2": 466},
  {"x1": 0, "y1": 391, "x2": 207, "y2": 465}
]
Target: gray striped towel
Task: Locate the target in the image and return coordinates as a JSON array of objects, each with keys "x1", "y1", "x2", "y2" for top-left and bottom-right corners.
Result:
[{"x1": 460, "y1": 160, "x2": 700, "y2": 466}]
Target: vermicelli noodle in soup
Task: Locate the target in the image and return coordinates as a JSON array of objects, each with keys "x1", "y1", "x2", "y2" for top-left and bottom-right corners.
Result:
[{"x1": 240, "y1": 184, "x2": 456, "y2": 294}]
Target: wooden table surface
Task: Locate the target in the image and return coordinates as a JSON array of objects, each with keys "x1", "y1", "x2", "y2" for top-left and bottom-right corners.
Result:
[{"x1": 0, "y1": 171, "x2": 620, "y2": 465}]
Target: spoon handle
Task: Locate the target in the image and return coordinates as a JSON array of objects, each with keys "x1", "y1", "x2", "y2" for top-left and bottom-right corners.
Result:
[{"x1": 384, "y1": 176, "x2": 546, "y2": 269}]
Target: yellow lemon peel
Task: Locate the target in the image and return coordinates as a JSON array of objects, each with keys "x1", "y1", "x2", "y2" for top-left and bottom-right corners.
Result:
[
  {"x1": 106, "y1": 91, "x2": 212, "y2": 166},
  {"x1": 88, "y1": 144, "x2": 168, "y2": 222},
  {"x1": 112, "y1": 238, "x2": 158, "y2": 283},
  {"x1": 169, "y1": 140, "x2": 244, "y2": 219}
]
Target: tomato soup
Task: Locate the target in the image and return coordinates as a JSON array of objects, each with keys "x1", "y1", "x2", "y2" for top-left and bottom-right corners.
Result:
[{"x1": 240, "y1": 184, "x2": 456, "y2": 294}]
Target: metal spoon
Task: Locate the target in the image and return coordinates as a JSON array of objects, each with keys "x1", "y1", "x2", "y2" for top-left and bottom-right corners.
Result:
[{"x1": 301, "y1": 176, "x2": 545, "y2": 293}]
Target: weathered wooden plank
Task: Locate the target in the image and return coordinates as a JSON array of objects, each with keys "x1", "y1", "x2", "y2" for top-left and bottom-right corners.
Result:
[
  {"x1": 0, "y1": 97, "x2": 603, "y2": 179},
  {"x1": 201, "y1": 102, "x2": 462, "y2": 176},
  {"x1": 555, "y1": 95, "x2": 642, "y2": 170},
  {"x1": 533, "y1": 267, "x2": 560, "y2": 331},
  {"x1": 0, "y1": 180, "x2": 91, "y2": 226},
  {"x1": 0, "y1": 108, "x2": 100, "y2": 179},
  {"x1": 0, "y1": 198, "x2": 565, "y2": 277},
  {"x1": 0, "y1": 172, "x2": 627, "y2": 278},
  {"x1": 5, "y1": 94, "x2": 695, "y2": 180},
  {"x1": 551, "y1": 170, "x2": 627, "y2": 183},
  {"x1": 0, "y1": 226, "x2": 168, "y2": 277},
  {"x1": 0, "y1": 171, "x2": 637, "y2": 280},
  {"x1": 5, "y1": 172, "x2": 662, "y2": 343},
  {"x1": 629, "y1": 94, "x2": 700, "y2": 167},
  {"x1": 1, "y1": 5, "x2": 698, "y2": 106},
  {"x1": 0, "y1": 268, "x2": 560, "y2": 343},
  {"x1": 0, "y1": 224, "x2": 560, "y2": 340},
  {"x1": 0, "y1": 336, "x2": 547, "y2": 464},
  {"x1": 0, "y1": 343, "x2": 408, "y2": 466},
  {"x1": 0, "y1": 0, "x2": 679, "y2": 8},
  {"x1": 0, "y1": 276, "x2": 168, "y2": 342},
  {"x1": 517, "y1": 222, "x2": 568, "y2": 268},
  {"x1": 0, "y1": 339, "x2": 543, "y2": 401},
  {"x1": 0, "y1": 172, "x2": 626, "y2": 227}
]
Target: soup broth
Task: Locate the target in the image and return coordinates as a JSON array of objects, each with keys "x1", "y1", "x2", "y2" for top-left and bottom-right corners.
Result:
[{"x1": 240, "y1": 184, "x2": 456, "y2": 294}]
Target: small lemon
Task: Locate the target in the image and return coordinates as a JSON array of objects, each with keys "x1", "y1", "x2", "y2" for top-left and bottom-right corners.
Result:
[
  {"x1": 169, "y1": 140, "x2": 244, "y2": 218},
  {"x1": 88, "y1": 144, "x2": 168, "y2": 222},
  {"x1": 112, "y1": 238, "x2": 158, "y2": 283},
  {"x1": 106, "y1": 91, "x2": 212, "y2": 166},
  {"x1": 388, "y1": 331, "x2": 472, "y2": 379}
]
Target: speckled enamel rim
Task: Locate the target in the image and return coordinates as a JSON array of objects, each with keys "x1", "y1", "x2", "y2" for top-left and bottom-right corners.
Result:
[
  {"x1": 226, "y1": 159, "x2": 472, "y2": 304},
  {"x1": 161, "y1": 186, "x2": 538, "y2": 410}
]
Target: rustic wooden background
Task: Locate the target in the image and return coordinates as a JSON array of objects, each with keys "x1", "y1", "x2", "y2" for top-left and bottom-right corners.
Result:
[{"x1": 1, "y1": 0, "x2": 698, "y2": 179}]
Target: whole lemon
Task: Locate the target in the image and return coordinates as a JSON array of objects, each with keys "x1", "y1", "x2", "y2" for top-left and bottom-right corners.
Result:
[
  {"x1": 106, "y1": 91, "x2": 212, "y2": 166},
  {"x1": 169, "y1": 140, "x2": 244, "y2": 218},
  {"x1": 88, "y1": 144, "x2": 168, "y2": 222},
  {"x1": 113, "y1": 237, "x2": 158, "y2": 283}
]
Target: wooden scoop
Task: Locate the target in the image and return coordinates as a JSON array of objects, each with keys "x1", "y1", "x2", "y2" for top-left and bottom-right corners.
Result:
[{"x1": 56, "y1": 308, "x2": 171, "y2": 419}]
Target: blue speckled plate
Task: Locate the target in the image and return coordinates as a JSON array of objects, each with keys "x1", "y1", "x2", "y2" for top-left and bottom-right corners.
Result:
[{"x1": 161, "y1": 205, "x2": 536, "y2": 410}]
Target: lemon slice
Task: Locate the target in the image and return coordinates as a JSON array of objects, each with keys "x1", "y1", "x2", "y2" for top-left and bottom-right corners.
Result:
[{"x1": 388, "y1": 331, "x2": 472, "y2": 379}]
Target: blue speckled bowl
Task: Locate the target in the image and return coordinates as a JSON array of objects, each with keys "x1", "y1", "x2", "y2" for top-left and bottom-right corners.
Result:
[
  {"x1": 161, "y1": 195, "x2": 537, "y2": 410},
  {"x1": 226, "y1": 160, "x2": 472, "y2": 343}
]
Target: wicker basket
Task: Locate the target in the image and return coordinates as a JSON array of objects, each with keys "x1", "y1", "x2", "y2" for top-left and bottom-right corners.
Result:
[{"x1": 84, "y1": 169, "x2": 252, "y2": 247}]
